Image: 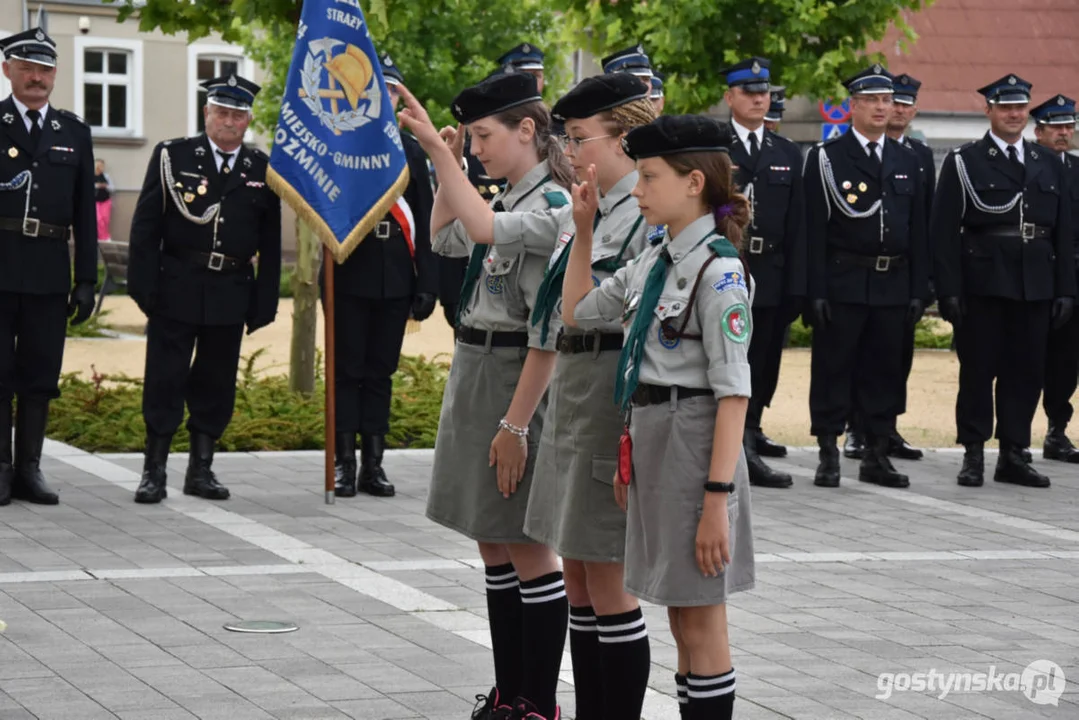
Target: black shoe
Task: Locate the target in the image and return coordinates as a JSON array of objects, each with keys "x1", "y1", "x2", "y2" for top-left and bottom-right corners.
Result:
[
  {"x1": 359, "y1": 435, "x2": 395, "y2": 497},
  {"x1": 0, "y1": 398, "x2": 12, "y2": 507},
  {"x1": 814, "y1": 435, "x2": 840, "y2": 487},
  {"x1": 183, "y1": 432, "x2": 230, "y2": 500},
  {"x1": 994, "y1": 444, "x2": 1050, "y2": 488},
  {"x1": 957, "y1": 444, "x2": 984, "y2": 487},
  {"x1": 510, "y1": 697, "x2": 559, "y2": 720},
  {"x1": 843, "y1": 425, "x2": 866, "y2": 460},
  {"x1": 1020, "y1": 447, "x2": 1033, "y2": 463},
  {"x1": 135, "y1": 434, "x2": 172, "y2": 504},
  {"x1": 887, "y1": 432, "x2": 924, "y2": 460},
  {"x1": 471, "y1": 687, "x2": 512, "y2": 720},
  {"x1": 859, "y1": 437, "x2": 910, "y2": 488},
  {"x1": 12, "y1": 397, "x2": 58, "y2": 505},
  {"x1": 334, "y1": 432, "x2": 358, "y2": 497},
  {"x1": 753, "y1": 428, "x2": 788, "y2": 458},
  {"x1": 1043, "y1": 425, "x2": 1079, "y2": 463},
  {"x1": 745, "y1": 435, "x2": 792, "y2": 488}
]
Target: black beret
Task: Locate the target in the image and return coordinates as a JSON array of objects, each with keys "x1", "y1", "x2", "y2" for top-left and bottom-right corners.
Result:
[
  {"x1": 451, "y1": 73, "x2": 542, "y2": 124},
  {"x1": 551, "y1": 74, "x2": 650, "y2": 122},
  {"x1": 621, "y1": 115, "x2": 733, "y2": 159}
]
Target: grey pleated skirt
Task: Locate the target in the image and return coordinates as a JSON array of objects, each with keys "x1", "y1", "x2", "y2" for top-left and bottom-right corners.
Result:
[
  {"x1": 524, "y1": 347, "x2": 626, "y2": 562},
  {"x1": 625, "y1": 393, "x2": 755, "y2": 606},
  {"x1": 426, "y1": 342, "x2": 545, "y2": 543}
]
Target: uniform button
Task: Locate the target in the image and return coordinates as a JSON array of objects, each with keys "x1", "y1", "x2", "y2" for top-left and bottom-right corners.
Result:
[
  {"x1": 673, "y1": 253, "x2": 682, "y2": 261},
  {"x1": 677, "y1": 278, "x2": 687, "y2": 289},
  {"x1": 31, "y1": 206, "x2": 37, "y2": 212},
  {"x1": 219, "y1": 218, "x2": 226, "y2": 224},
  {"x1": 1024, "y1": 203, "x2": 1030, "y2": 209},
  {"x1": 32, "y1": 161, "x2": 38, "y2": 168},
  {"x1": 32, "y1": 184, "x2": 38, "y2": 190}
]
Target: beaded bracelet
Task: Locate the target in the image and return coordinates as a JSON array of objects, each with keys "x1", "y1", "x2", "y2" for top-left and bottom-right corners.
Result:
[{"x1": 498, "y1": 418, "x2": 529, "y2": 438}]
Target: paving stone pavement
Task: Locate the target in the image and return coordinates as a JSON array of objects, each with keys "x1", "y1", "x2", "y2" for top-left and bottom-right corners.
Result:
[{"x1": 0, "y1": 440, "x2": 1076, "y2": 719}]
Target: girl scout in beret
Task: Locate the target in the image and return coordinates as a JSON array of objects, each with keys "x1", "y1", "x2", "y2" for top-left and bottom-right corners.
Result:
[
  {"x1": 397, "y1": 77, "x2": 572, "y2": 720},
  {"x1": 524, "y1": 73, "x2": 656, "y2": 720},
  {"x1": 563, "y1": 115, "x2": 757, "y2": 720}
]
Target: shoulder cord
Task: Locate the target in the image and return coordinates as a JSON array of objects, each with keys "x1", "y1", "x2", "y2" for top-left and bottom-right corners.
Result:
[
  {"x1": 160, "y1": 147, "x2": 221, "y2": 225},
  {"x1": 816, "y1": 146, "x2": 884, "y2": 245},
  {"x1": 0, "y1": 171, "x2": 32, "y2": 225},
  {"x1": 953, "y1": 153, "x2": 1023, "y2": 227}
]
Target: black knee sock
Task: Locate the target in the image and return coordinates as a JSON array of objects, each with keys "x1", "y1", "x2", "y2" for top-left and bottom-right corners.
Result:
[
  {"x1": 485, "y1": 563, "x2": 523, "y2": 704},
  {"x1": 675, "y1": 673, "x2": 689, "y2": 719},
  {"x1": 687, "y1": 669, "x2": 735, "y2": 720},
  {"x1": 568, "y1": 605, "x2": 602, "y2": 720},
  {"x1": 597, "y1": 608, "x2": 650, "y2": 719},
  {"x1": 518, "y1": 571, "x2": 569, "y2": 718}
]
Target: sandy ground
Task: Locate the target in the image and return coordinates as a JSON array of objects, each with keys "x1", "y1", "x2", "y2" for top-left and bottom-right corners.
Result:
[{"x1": 67, "y1": 296, "x2": 1063, "y2": 448}]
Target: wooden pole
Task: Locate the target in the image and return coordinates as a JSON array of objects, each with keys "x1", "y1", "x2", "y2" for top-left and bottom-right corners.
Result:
[{"x1": 323, "y1": 245, "x2": 337, "y2": 504}]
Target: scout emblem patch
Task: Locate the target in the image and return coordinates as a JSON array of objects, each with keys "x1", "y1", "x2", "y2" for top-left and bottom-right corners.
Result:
[
  {"x1": 712, "y1": 271, "x2": 746, "y2": 295},
  {"x1": 722, "y1": 303, "x2": 751, "y2": 343},
  {"x1": 647, "y1": 224, "x2": 666, "y2": 245},
  {"x1": 485, "y1": 274, "x2": 505, "y2": 294},
  {"x1": 658, "y1": 324, "x2": 680, "y2": 350}
]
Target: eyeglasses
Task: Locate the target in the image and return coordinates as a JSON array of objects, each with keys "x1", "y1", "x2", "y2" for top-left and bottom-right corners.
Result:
[{"x1": 557, "y1": 134, "x2": 618, "y2": 152}]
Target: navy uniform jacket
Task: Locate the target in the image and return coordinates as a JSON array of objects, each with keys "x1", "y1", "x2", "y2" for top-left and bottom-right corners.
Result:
[
  {"x1": 804, "y1": 129, "x2": 928, "y2": 306},
  {"x1": 329, "y1": 133, "x2": 436, "y2": 299},
  {"x1": 0, "y1": 95, "x2": 96, "y2": 295},
  {"x1": 1065, "y1": 152, "x2": 1079, "y2": 264},
  {"x1": 128, "y1": 134, "x2": 282, "y2": 330},
  {"x1": 901, "y1": 135, "x2": 936, "y2": 222},
  {"x1": 931, "y1": 134, "x2": 1075, "y2": 302},
  {"x1": 730, "y1": 128, "x2": 807, "y2": 307}
]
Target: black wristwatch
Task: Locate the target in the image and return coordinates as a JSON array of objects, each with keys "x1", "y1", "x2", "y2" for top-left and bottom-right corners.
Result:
[{"x1": 703, "y1": 481, "x2": 736, "y2": 494}]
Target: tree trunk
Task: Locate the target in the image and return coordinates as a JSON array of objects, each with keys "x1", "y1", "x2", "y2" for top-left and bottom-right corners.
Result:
[{"x1": 289, "y1": 218, "x2": 320, "y2": 396}]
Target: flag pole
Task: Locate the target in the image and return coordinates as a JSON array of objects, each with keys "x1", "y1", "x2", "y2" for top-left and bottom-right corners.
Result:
[{"x1": 324, "y1": 246, "x2": 337, "y2": 505}]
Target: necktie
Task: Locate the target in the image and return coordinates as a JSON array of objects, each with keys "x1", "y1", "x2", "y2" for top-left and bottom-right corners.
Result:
[
  {"x1": 748, "y1": 131, "x2": 759, "y2": 159},
  {"x1": 25, "y1": 109, "x2": 42, "y2": 150},
  {"x1": 1007, "y1": 145, "x2": 1021, "y2": 166},
  {"x1": 615, "y1": 248, "x2": 672, "y2": 410},
  {"x1": 866, "y1": 141, "x2": 881, "y2": 171},
  {"x1": 217, "y1": 150, "x2": 233, "y2": 174},
  {"x1": 456, "y1": 200, "x2": 504, "y2": 326}
]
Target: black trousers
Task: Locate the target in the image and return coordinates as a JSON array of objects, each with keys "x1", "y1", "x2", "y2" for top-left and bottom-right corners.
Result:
[
  {"x1": 1043, "y1": 303, "x2": 1079, "y2": 428},
  {"x1": 746, "y1": 305, "x2": 786, "y2": 430},
  {"x1": 333, "y1": 295, "x2": 412, "y2": 436},
  {"x1": 955, "y1": 295, "x2": 1051, "y2": 447},
  {"x1": 142, "y1": 315, "x2": 245, "y2": 439},
  {"x1": 0, "y1": 292, "x2": 68, "y2": 401},
  {"x1": 810, "y1": 303, "x2": 906, "y2": 438}
]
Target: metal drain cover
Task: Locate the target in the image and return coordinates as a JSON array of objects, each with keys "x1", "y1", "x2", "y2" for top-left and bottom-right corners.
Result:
[{"x1": 223, "y1": 620, "x2": 298, "y2": 634}]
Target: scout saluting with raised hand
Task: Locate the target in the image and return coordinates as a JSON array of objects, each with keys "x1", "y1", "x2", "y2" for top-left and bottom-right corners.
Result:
[
  {"x1": 523, "y1": 73, "x2": 656, "y2": 720},
  {"x1": 563, "y1": 115, "x2": 756, "y2": 720},
  {"x1": 396, "y1": 76, "x2": 572, "y2": 720}
]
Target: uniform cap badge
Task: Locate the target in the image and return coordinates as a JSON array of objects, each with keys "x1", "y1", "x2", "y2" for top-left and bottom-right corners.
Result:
[
  {"x1": 227, "y1": 74, "x2": 238, "y2": 87},
  {"x1": 1008, "y1": 76, "x2": 1016, "y2": 85},
  {"x1": 35, "y1": 29, "x2": 44, "y2": 41},
  {"x1": 751, "y1": 60, "x2": 761, "y2": 74},
  {"x1": 1059, "y1": 96, "x2": 1066, "y2": 105},
  {"x1": 523, "y1": 44, "x2": 531, "y2": 53},
  {"x1": 873, "y1": 63, "x2": 882, "y2": 74}
]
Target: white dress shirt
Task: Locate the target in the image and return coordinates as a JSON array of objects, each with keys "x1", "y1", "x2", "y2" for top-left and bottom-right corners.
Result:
[
  {"x1": 989, "y1": 131, "x2": 1024, "y2": 164},
  {"x1": 11, "y1": 96, "x2": 49, "y2": 134},
  {"x1": 205, "y1": 136, "x2": 240, "y2": 173},
  {"x1": 850, "y1": 127, "x2": 884, "y2": 161},
  {"x1": 731, "y1": 119, "x2": 764, "y2": 153}
]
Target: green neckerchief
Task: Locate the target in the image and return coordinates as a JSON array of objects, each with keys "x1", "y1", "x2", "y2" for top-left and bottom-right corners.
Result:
[
  {"x1": 455, "y1": 174, "x2": 552, "y2": 326},
  {"x1": 531, "y1": 200, "x2": 642, "y2": 345},
  {"x1": 614, "y1": 230, "x2": 725, "y2": 410}
]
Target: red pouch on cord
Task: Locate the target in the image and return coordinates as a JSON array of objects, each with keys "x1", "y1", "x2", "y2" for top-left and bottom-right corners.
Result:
[{"x1": 616, "y1": 426, "x2": 633, "y2": 486}]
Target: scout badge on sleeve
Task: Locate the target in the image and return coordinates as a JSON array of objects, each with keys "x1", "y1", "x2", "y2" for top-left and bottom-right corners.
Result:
[{"x1": 617, "y1": 425, "x2": 634, "y2": 485}]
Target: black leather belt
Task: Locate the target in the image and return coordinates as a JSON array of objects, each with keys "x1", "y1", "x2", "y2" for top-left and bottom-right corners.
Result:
[
  {"x1": 455, "y1": 326, "x2": 529, "y2": 348},
  {"x1": 166, "y1": 247, "x2": 248, "y2": 272},
  {"x1": 0, "y1": 217, "x2": 68, "y2": 239},
  {"x1": 747, "y1": 236, "x2": 782, "y2": 255},
  {"x1": 556, "y1": 331, "x2": 623, "y2": 354},
  {"x1": 967, "y1": 223, "x2": 1052, "y2": 240},
  {"x1": 832, "y1": 250, "x2": 907, "y2": 272},
  {"x1": 631, "y1": 383, "x2": 712, "y2": 407},
  {"x1": 372, "y1": 219, "x2": 402, "y2": 240}
]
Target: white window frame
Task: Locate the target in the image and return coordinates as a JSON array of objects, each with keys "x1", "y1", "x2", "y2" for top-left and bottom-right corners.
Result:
[
  {"x1": 73, "y1": 36, "x2": 144, "y2": 138},
  {"x1": 187, "y1": 43, "x2": 254, "y2": 138},
  {"x1": 0, "y1": 29, "x2": 12, "y2": 99}
]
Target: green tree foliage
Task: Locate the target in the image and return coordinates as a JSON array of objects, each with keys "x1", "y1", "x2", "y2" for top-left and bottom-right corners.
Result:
[
  {"x1": 555, "y1": 0, "x2": 931, "y2": 113},
  {"x1": 110, "y1": 0, "x2": 574, "y2": 129}
]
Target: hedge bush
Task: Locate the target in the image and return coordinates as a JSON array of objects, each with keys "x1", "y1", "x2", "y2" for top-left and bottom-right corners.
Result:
[
  {"x1": 48, "y1": 351, "x2": 449, "y2": 453},
  {"x1": 786, "y1": 314, "x2": 953, "y2": 349}
]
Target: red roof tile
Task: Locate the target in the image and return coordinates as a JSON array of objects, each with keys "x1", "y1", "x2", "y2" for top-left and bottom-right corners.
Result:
[{"x1": 870, "y1": 0, "x2": 1079, "y2": 113}]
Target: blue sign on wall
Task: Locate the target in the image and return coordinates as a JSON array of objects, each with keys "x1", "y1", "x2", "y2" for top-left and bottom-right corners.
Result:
[{"x1": 821, "y1": 123, "x2": 850, "y2": 142}]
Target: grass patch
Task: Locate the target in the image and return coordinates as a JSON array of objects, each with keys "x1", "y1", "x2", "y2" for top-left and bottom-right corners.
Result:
[{"x1": 66, "y1": 310, "x2": 115, "y2": 339}]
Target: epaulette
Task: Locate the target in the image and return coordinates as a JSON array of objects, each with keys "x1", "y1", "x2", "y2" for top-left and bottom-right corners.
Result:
[
  {"x1": 56, "y1": 108, "x2": 87, "y2": 126},
  {"x1": 954, "y1": 141, "x2": 976, "y2": 154},
  {"x1": 822, "y1": 135, "x2": 843, "y2": 148},
  {"x1": 161, "y1": 136, "x2": 192, "y2": 149},
  {"x1": 245, "y1": 145, "x2": 268, "y2": 160},
  {"x1": 543, "y1": 190, "x2": 568, "y2": 208}
]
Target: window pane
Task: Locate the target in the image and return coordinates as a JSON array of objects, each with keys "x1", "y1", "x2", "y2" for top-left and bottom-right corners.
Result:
[
  {"x1": 107, "y1": 52, "x2": 127, "y2": 75},
  {"x1": 84, "y1": 50, "x2": 103, "y2": 74},
  {"x1": 107, "y1": 84, "x2": 127, "y2": 128},
  {"x1": 196, "y1": 89, "x2": 208, "y2": 133},
  {"x1": 85, "y1": 83, "x2": 103, "y2": 127},
  {"x1": 197, "y1": 58, "x2": 215, "y2": 79},
  {"x1": 220, "y1": 59, "x2": 239, "y2": 77}
]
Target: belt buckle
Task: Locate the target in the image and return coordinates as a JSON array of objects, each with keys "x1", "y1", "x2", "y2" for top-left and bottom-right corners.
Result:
[
  {"x1": 207, "y1": 251, "x2": 225, "y2": 271},
  {"x1": 749, "y1": 236, "x2": 764, "y2": 254},
  {"x1": 874, "y1": 255, "x2": 891, "y2": 272},
  {"x1": 375, "y1": 221, "x2": 391, "y2": 239},
  {"x1": 1021, "y1": 222, "x2": 1036, "y2": 241},
  {"x1": 22, "y1": 218, "x2": 40, "y2": 238}
]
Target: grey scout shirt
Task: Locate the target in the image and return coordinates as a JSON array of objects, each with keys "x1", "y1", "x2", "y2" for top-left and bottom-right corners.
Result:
[
  {"x1": 573, "y1": 214, "x2": 754, "y2": 399},
  {"x1": 433, "y1": 162, "x2": 568, "y2": 350},
  {"x1": 547, "y1": 170, "x2": 649, "y2": 336}
]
